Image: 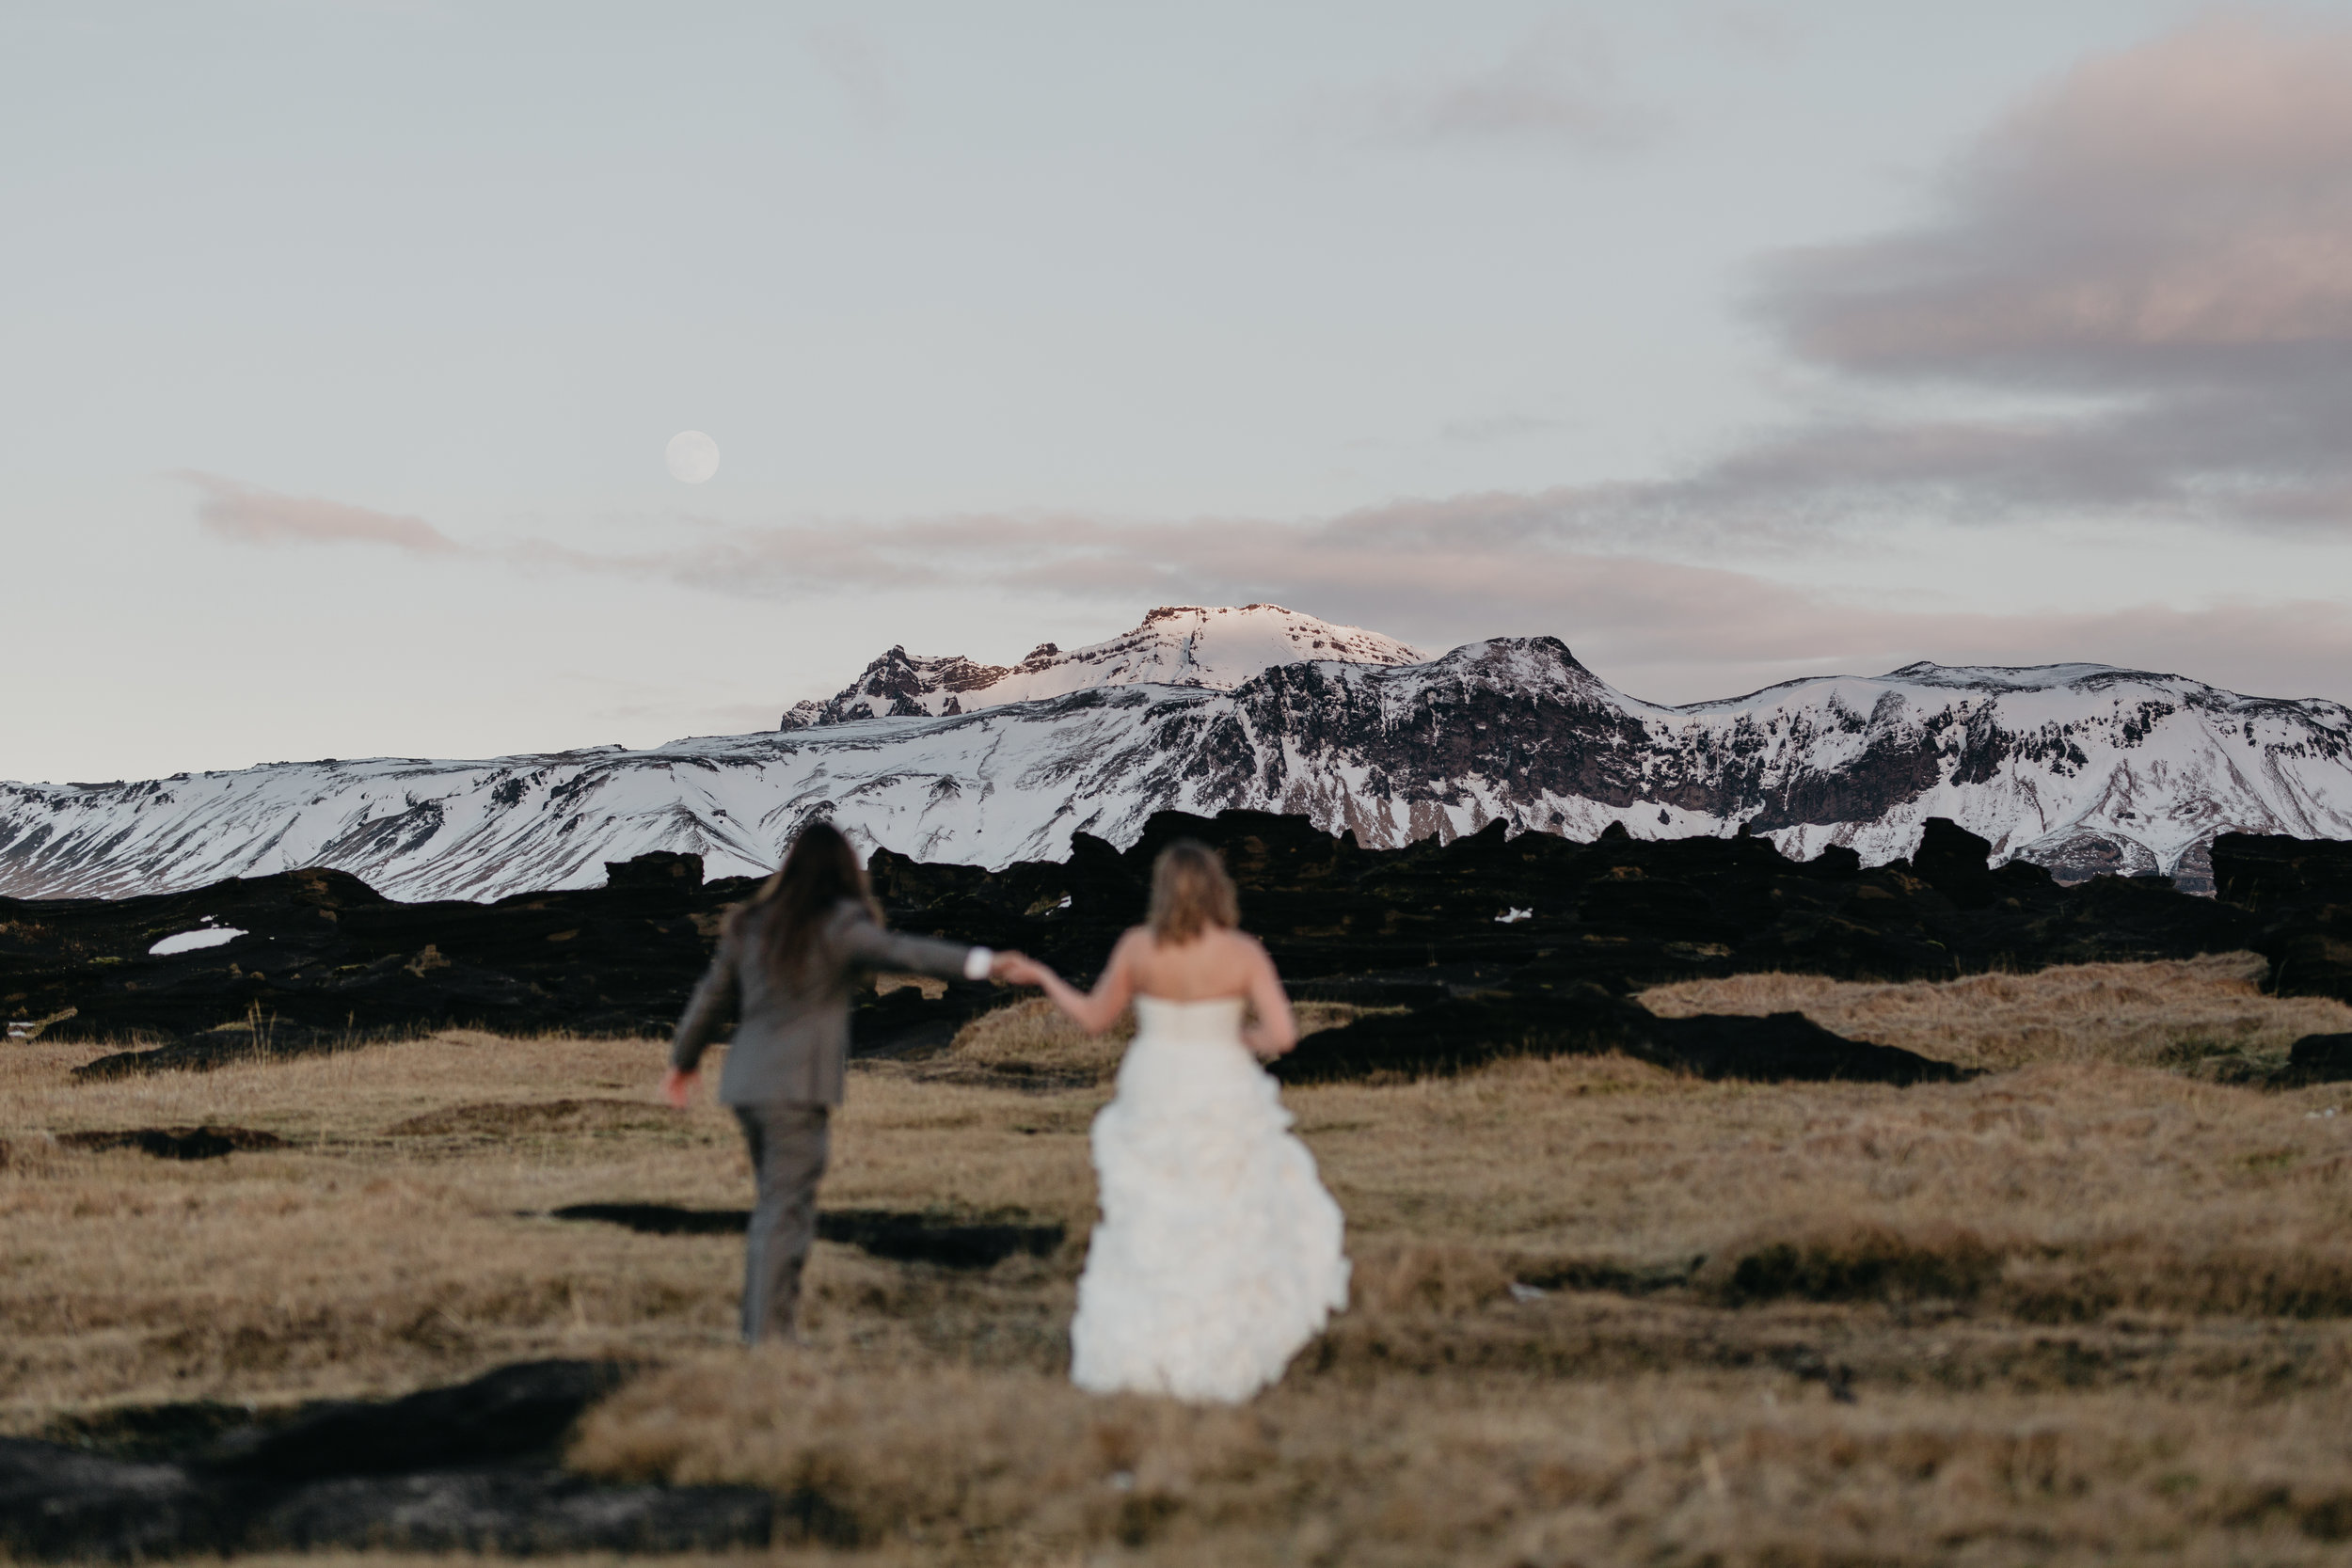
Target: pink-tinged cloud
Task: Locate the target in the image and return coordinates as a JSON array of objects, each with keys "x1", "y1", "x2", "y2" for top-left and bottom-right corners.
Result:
[
  {"x1": 1724, "y1": 14, "x2": 2352, "y2": 531},
  {"x1": 187, "y1": 470, "x2": 2352, "y2": 704},
  {"x1": 514, "y1": 501, "x2": 2352, "y2": 705},
  {"x1": 181, "y1": 472, "x2": 463, "y2": 555},
  {"x1": 1767, "y1": 14, "x2": 2352, "y2": 374}
]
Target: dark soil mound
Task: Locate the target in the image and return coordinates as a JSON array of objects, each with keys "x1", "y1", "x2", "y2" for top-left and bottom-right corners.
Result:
[
  {"x1": 39, "y1": 1402, "x2": 268, "y2": 1463},
  {"x1": 2, "y1": 1360, "x2": 771, "y2": 1560},
  {"x1": 56, "y1": 1126, "x2": 288, "y2": 1160},
  {"x1": 389, "y1": 1099, "x2": 675, "y2": 1137},
  {"x1": 1645, "y1": 1011, "x2": 1971, "y2": 1085},
  {"x1": 197, "y1": 1359, "x2": 628, "y2": 1481},
  {"x1": 822, "y1": 1208, "x2": 1066, "y2": 1268},
  {"x1": 2280, "y1": 1032, "x2": 2352, "y2": 1086},
  {"x1": 72, "y1": 1024, "x2": 401, "y2": 1081},
  {"x1": 1274, "y1": 988, "x2": 1970, "y2": 1087},
  {"x1": 549, "y1": 1204, "x2": 1065, "y2": 1268}
]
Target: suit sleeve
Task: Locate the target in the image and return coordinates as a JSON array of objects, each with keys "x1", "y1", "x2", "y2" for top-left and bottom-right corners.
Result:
[
  {"x1": 832, "y1": 907, "x2": 988, "y2": 982},
  {"x1": 669, "y1": 933, "x2": 741, "y2": 1072}
]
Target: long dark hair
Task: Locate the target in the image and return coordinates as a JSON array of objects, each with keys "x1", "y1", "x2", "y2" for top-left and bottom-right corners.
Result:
[{"x1": 730, "y1": 820, "x2": 880, "y2": 978}]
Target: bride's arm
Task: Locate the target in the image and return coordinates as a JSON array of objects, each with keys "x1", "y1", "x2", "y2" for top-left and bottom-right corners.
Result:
[
  {"x1": 1239, "y1": 940, "x2": 1298, "y2": 1058},
  {"x1": 1020, "y1": 934, "x2": 1137, "y2": 1037}
]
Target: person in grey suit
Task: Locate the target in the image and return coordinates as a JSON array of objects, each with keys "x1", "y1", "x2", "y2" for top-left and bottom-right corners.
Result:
[{"x1": 662, "y1": 820, "x2": 1017, "y2": 1344}]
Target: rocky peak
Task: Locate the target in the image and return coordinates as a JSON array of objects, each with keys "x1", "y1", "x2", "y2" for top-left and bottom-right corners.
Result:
[{"x1": 780, "y1": 604, "x2": 1426, "y2": 728}]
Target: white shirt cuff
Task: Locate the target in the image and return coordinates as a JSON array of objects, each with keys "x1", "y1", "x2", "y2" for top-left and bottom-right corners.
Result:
[{"x1": 962, "y1": 946, "x2": 994, "y2": 982}]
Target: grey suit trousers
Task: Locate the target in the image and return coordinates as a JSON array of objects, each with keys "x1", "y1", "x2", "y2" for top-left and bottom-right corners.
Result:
[{"x1": 734, "y1": 1102, "x2": 831, "y2": 1344}]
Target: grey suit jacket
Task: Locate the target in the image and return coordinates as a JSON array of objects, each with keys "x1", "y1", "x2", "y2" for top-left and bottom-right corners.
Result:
[{"x1": 669, "y1": 898, "x2": 984, "y2": 1106}]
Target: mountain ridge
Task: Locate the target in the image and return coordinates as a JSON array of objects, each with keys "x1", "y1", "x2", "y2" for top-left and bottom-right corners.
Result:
[
  {"x1": 2, "y1": 612, "x2": 2346, "y2": 902},
  {"x1": 780, "y1": 603, "x2": 1423, "y2": 727}
]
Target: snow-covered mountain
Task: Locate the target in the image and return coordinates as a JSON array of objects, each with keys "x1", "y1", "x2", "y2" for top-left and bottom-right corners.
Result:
[
  {"x1": 3, "y1": 612, "x2": 2347, "y2": 901},
  {"x1": 779, "y1": 603, "x2": 1423, "y2": 726}
]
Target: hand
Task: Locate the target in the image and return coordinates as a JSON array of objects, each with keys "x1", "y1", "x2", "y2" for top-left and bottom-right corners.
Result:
[
  {"x1": 661, "y1": 1066, "x2": 698, "y2": 1108},
  {"x1": 993, "y1": 952, "x2": 1049, "y2": 987}
]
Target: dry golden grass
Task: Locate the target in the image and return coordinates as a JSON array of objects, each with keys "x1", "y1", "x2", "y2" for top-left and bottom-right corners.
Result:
[
  {"x1": 1641, "y1": 951, "x2": 2352, "y2": 1075},
  {"x1": 10, "y1": 962, "x2": 2352, "y2": 1562},
  {"x1": 933, "y1": 998, "x2": 1374, "y2": 1086},
  {"x1": 574, "y1": 1354, "x2": 2352, "y2": 1566}
]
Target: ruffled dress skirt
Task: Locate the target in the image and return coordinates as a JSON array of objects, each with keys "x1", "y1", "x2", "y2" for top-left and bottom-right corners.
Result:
[{"x1": 1070, "y1": 996, "x2": 1351, "y2": 1403}]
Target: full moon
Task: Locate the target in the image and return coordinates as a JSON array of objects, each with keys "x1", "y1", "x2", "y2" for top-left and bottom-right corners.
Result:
[{"x1": 665, "y1": 430, "x2": 721, "y2": 484}]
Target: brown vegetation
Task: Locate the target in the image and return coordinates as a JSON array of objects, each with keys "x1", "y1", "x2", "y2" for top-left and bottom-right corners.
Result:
[
  {"x1": 1640, "y1": 950, "x2": 2352, "y2": 1076},
  {"x1": 928, "y1": 997, "x2": 1375, "y2": 1087},
  {"x1": 10, "y1": 960, "x2": 2352, "y2": 1562}
]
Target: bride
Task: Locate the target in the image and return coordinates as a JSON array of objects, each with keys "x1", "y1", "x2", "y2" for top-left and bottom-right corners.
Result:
[{"x1": 1001, "y1": 841, "x2": 1350, "y2": 1403}]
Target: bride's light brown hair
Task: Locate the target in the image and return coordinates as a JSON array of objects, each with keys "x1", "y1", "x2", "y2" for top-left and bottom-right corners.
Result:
[{"x1": 1147, "y1": 839, "x2": 1239, "y2": 944}]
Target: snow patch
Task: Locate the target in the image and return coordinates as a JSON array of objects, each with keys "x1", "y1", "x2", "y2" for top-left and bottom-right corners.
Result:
[{"x1": 149, "y1": 927, "x2": 246, "y2": 956}]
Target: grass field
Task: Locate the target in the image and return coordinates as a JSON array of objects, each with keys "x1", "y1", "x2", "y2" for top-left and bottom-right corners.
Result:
[{"x1": 8, "y1": 956, "x2": 2352, "y2": 1564}]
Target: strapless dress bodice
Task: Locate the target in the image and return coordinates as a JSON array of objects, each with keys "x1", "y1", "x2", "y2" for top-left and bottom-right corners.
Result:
[{"x1": 1132, "y1": 994, "x2": 1248, "y2": 1043}]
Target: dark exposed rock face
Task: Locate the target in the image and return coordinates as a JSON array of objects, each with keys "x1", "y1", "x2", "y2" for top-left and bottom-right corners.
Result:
[
  {"x1": 1, "y1": 1361, "x2": 771, "y2": 1560},
  {"x1": 8, "y1": 810, "x2": 2345, "y2": 1086}
]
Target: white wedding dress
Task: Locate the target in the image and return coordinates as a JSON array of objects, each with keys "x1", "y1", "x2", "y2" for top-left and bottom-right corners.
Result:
[{"x1": 1070, "y1": 996, "x2": 1351, "y2": 1403}]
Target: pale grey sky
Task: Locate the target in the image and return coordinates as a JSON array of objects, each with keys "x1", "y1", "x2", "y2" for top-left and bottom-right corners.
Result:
[{"x1": 6, "y1": 2, "x2": 2350, "y2": 784}]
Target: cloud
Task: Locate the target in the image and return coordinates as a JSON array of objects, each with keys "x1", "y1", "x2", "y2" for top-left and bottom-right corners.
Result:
[
  {"x1": 180, "y1": 472, "x2": 463, "y2": 554},
  {"x1": 1745, "y1": 13, "x2": 2352, "y2": 531},
  {"x1": 1354, "y1": 23, "x2": 1657, "y2": 150},
  {"x1": 1440, "y1": 412, "x2": 1566, "y2": 443},
  {"x1": 1693, "y1": 6, "x2": 1803, "y2": 59},
  {"x1": 185, "y1": 17, "x2": 2352, "y2": 706},
  {"x1": 183, "y1": 468, "x2": 2352, "y2": 704},
  {"x1": 502, "y1": 498, "x2": 2352, "y2": 705},
  {"x1": 1768, "y1": 15, "x2": 2352, "y2": 377},
  {"x1": 803, "y1": 23, "x2": 895, "y2": 130}
]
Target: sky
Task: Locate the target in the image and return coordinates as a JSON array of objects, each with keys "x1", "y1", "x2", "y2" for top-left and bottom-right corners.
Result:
[{"x1": 6, "y1": 1, "x2": 2352, "y2": 784}]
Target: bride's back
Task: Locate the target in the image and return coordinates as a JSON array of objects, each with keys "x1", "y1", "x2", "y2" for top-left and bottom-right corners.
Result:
[
  {"x1": 1125, "y1": 926, "x2": 1262, "y2": 1002},
  {"x1": 1029, "y1": 838, "x2": 1298, "y2": 1061}
]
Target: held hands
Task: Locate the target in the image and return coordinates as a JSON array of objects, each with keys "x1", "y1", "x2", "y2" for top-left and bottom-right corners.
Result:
[
  {"x1": 660, "y1": 1066, "x2": 697, "y2": 1109},
  {"x1": 991, "y1": 951, "x2": 1054, "y2": 988}
]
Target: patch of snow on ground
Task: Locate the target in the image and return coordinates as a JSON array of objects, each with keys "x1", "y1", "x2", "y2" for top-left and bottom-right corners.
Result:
[{"x1": 149, "y1": 927, "x2": 246, "y2": 956}]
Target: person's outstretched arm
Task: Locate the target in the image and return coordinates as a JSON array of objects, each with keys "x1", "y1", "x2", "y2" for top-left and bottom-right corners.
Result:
[
  {"x1": 833, "y1": 905, "x2": 1007, "y2": 985},
  {"x1": 1239, "y1": 938, "x2": 1298, "y2": 1059},
  {"x1": 663, "y1": 936, "x2": 741, "y2": 1105},
  {"x1": 1016, "y1": 933, "x2": 1137, "y2": 1036}
]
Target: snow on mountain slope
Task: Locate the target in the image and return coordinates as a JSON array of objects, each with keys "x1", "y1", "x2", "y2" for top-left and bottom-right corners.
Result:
[
  {"x1": 780, "y1": 604, "x2": 1422, "y2": 726},
  {"x1": 2, "y1": 627, "x2": 2347, "y2": 902},
  {"x1": 1637, "y1": 661, "x2": 2352, "y2": 887}
]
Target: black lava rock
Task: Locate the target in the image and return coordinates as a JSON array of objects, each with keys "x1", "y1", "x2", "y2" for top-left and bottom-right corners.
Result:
[
  {"x1": 196, "y1": 1360, "x2": 632, "y2": 1481},
  {"x1": 9, "y1": 811, "x2": 2344, "y2": 1067},
  {"x1": 1271, "y1": 986, "x2": 1969, "y2": 1087},
  {"x1": 2283, "y1": 1032, "x2": 2352, "y2": 1085},
  {"x1": 2, "y1": 1361, "x2": 772, "y2": 1561}
]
